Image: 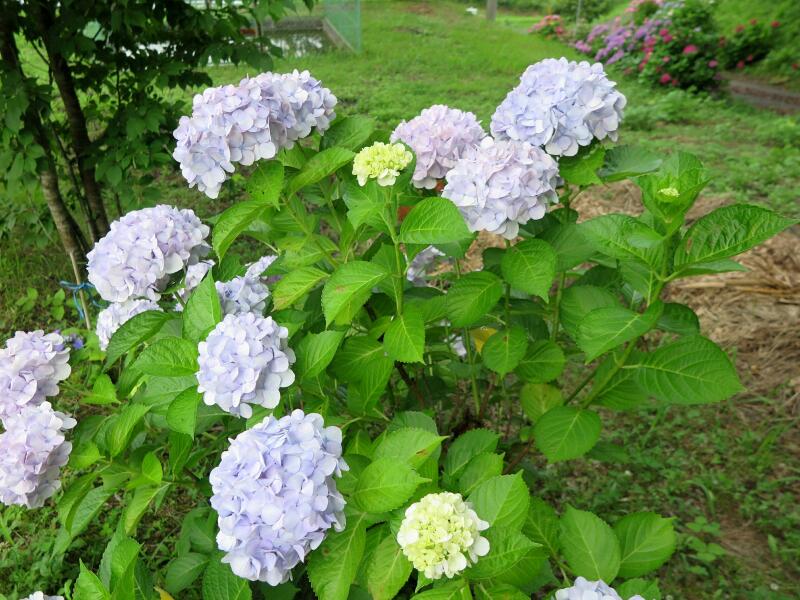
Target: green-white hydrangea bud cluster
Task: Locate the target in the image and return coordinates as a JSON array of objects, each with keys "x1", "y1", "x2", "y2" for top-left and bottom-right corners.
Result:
[{"x1": 352, "y1": 142, "x2": 413, "y2": 187}]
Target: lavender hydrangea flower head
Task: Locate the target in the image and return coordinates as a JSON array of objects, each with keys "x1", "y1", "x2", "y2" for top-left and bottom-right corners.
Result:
[
  {"x1": 87, "y1": 205, "x2": 210, "y2": 303},
  {"x1": 406, "y1": 246, "x2": 446, "y2": 286},
  {"x1": 245, "y1": 254, "x2": 278, "y2": 279},
  {"x1": 391, "y1": 105, "x2": 486, "y2": 189},
  {"x1": 174, "y1": 259, "x2": 215, "y2": 309},
  {"x1": 491, "y1": 58, "x2": 626, "y2": 156},
  {"x1": 0, "y1": 331, "x2": 70, "y2": 422},
  {"x1": 21, "y1": 593, "x2": 64, "y2": 600},
  {"x1": 556, "y1": 577, "x2": 645, "y2": 600},
  {"x1": 95, "y1": 299, "x2": 163, "y2": 351},
  {"x1": 196, "y1": 313, "x2": 295, "y2": 418},
  {"x1": 209, "y1": 410, "x2": 347, "y2": 584},
  {"x1": 0, "y1": 402, "x2": 75, "y2": 508},
  {"x1": 216, "y1": 275, "x2": 270, "y2": 316},
  {"x1": 276, "y1": 70, "x2": 337, "y2": 141},
  {"x1": 442, "y1": 137, "x2": 559, "y2": 239}
]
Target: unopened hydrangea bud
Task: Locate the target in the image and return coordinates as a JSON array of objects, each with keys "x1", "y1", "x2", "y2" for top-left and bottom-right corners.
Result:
[
  {"x1": 95, "y1": 299, "x2": 162, "y2": 351},
  {"x1": 196, "y1": 313, "x2": 295, "y2": 418},
  {"x1": 391, "y1": 105, "x2": 486, "y2": 189},
  {"x1": 491, "y1": 57, "x2": 626, "y2": 156},
  {"x1": 406, "y1": 246, "x2": 445, "y2": 286},
  {"x1": 87, "y1": 205, "x2": 210, "y2": 303},
  {"x1": 353, "y1": 142, "x2": 413, "y2": 186},
  {"x1": 0, "y1": 331, "x2": 70, "y2": 422},
  {"x1": 397, "y1": 492, "x2": 490, "y2": 580},
  {"x1": 556, "y1": 577, "x2": 645, "y2": 600},
  {"x1": 22, "y1": 592, "x2": 64, "y2": 600},
  {"x1": 0, "y1": 402, "x2": 75, "y2": 508},
  {"x1": 443, "y1": 137, "x2": 559, "y2": 239},
  {"x1": 209, "y1": 410, "x2": 348, "y2": 584}
]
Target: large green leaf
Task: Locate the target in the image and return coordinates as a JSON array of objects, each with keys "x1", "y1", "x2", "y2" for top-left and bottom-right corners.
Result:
[
  {"x1": 614, "y1": 512, "x2": 677, "y2": 578},
  {"x1": 353, "y1": 458, "x2": 427, "y2": 513},
  {"x1": 107, "y1": 404, "x2": 150, "y2": 457},
  {"x1": 443, "y1": 429, "x2": 500, "y2": 482},
  {"x1": 533, "y1": 406, "x2": 600, "y2": 462},
  {"x1": 385, "y1": 305, "x2": 426, "y2": 363},
  {"x1": 523, "y1": 498, "x2": 561, "y2": 557},
  {"x1": 446, "y1": 272, "x2": 503, "y2": 328},
  {"x1": 558, "y1": 143, "x2": 605, "y2": 186},
  {"x1": 134, "y1": 336, "x2": 198, "y2": 377},
  {"x1": 165, "y1": 553, "x2": 208, "y2": 595},
  {"x1": 636, "y1": 152, "x2": 708, "y2": 227},
  {"x1": 307, "y1": 512, "x2": 368, "y2": 600},
  {"x1": 468, "y1": 473, "x2": 529, "y2": 531},
  {"x1": 579, "y1": 214, "x2": 665, "y2": 270},
  {"x1": 213, "y1": 199, "x2": 272, "y2": 259},
  {"x1": 366, "y1": 534, "x2": 413, "y2": 600},
  {"x1": 202, "y1": 554, "x2": 252, "y2": 600},
  {"x1": 520, "y1": 383, "x2": 563, "y2": 422},
  {"x1": 286, "y1": 146, "x2": 355, "y2": 197},
  {"x1": 373, "y1": 428, "x2": 446, "y2": 469},
  {"x1": 598, "y1": 145, "x2": 662, "y2": 182},
  {"x1": 616, "y1": 579, "x2": 662, "y2": 600},
  {"x1": 295, "y1": 330, "x2": 346, "y2": 379},
  {"x1": 411, "y1": 579, "x2": 472, "y2": 600},
  {"x1": 560, "y1": 506, "x2": 621, "y2": 582},
  {"x1": 331, "y1": 336, "x2": 393, "y2": 384},
  {"x1": 321, "y1": 261, "x2": 388, "y2": 326},
  {"x1": 466, "y1": 527, "x2": 538, "y2": 580},
  {"x1": 515, "y1": 340, "x2": 565, "y2": 383},
  {"x1": 482, "y1": 326, "x2": 528, "y2": 376},
  {"x1": 457, "y1": 453, "x2": 504, "y2": 496},
  {"x1": 674, "y1": 204, "x2": 795, "y2": 269},
  {"x1": 75, "y1": 562, "x2": 111, "y2": 600},
  {"x1": 577, "y1": 302, "x2": 663, "y2": 362},
  {"x1": 558, "y1": 285, "x2": 619, "y2": 342},
  {"x1": 630, "y1": 335, "x2": 742, "y2": 404},
  {"x1": 166, "y1": 387, "x2": 201, "y2": 437},
  {"x1": 501, "y1": 239, "x2": 556, "y2": 300},
  {"x1": 343, "y1": 179, "x2": 388, "y2": 232},
  {"x1": 399, "y1": 197, "x2": 471, "y2": 244},
  {"x1": 105, "y1": 311, "x2": 173, "y2": 368},
  {"x1": 183, "y1": 273, "x2": 222, "y2": 343},
  {"x1": 272, "y1": 266, "x2": 329, "y2": 310},
  {"x1": 122, "y1": 483, "x2": 165, "y2": 534},
  {"x1": 321, "y1": 116, "x2": 376, "y2": 151},
  {"x1": 245, "y1": 160, "x2": 284, "y2": 208}
]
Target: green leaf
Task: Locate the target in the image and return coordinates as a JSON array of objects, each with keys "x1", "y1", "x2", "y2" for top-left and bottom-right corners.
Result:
[
  {"x1": 533, "y1": 406, "x2": 601, "y2": 462},
  {"x1": 167, "y1": 387, "x2": 201, "y2": 437},
  {"x1": 202, "y1": 554, "x2": 252, "y2": 600},
  {"x1": 614, "y1": 512, "x2": 677, "y2": 578},
  {"x1": 321, "y1": 116, "x2": 376, "y2": 151},
  {"x1": 672, "y1": 258, "x2": 747, "y2": 277},
  {"x1": 287, "y1": 147, "x2": 355, "y2": 197},
  {"x1": 538, "y1": 222, "x2": 595, "y2": 271},
  {"x1": 411, "y1": 579, "x2": 472, "y2": 600},
  {"x1": 385, "y1": 305, "x2": 426, "y2": 363},
  {"x1": 559, "y1": 144, "x2": 605, "y2": 186},
  {"x1": 559, "y1": 285, "x2": 619, "y2": 342},
  {"x1": 353, "y1": 458, "x2": 427, "y2": 513},
  {"x1": 331, "y1": 336, "x2": 393, "y2": 384},
  {"x1": 630, "y1": 335, "x2": 742, "y2": 404},
  {"x1": 321, "y1": 261, "x2": 388, "y2": 326},
  {"x1": 373, "y1": 428, "x2": 446, "y2": 469},
  {"x1": 343, "y1": 179, "x2": 387, "y2": 232},
  {"x1": 443, "y1": 429, "x2": 500, "y2": 482},
  {"x1": 560, "y1": 506, "x2": 621, "y2": 582},
  {"x1": 399, "y1": 197, "x2": 471, "y2": 244},
  {"x1": 458, "y1": 453, "x2": 504, "y2": 496},
  {"x1": 468, "y1": 473, "x2": 529, "y2": 531},
  {"x1": 579, "y1": 214, "x2": 665, "y2": 269},
  {"x1": 70, "y1": 441, "x2": 102, "y2": 470},
  {"x1": 598, "y1": 145, "x2": 662, "y2": 182},
  {"x1": 482, "y1": 327, "x2": 528, "y2": 376},
  {"x1": 577, "y1": 302, "x2": 663, "y2": 362},
  {"x1": 165, "y1": 553, "x2": 208, "y2": 595},
  {"x1": 674, "y1": 204, "x2": 795, "y2": 269},
  {"x1": 213, "y1": 199, "x2": 271, "y2": 260},
  {"x1": 140, "y1": 452, "x2": 163, "y2": 484},
  {"x1": 105, "y1": 311, "x2": 172, "y2": 367},
  {"x1": 307, "y1": 512, "x2": 368, "y2": 600},
  {"x1": 296, "y1": 330, "x2": 346, "y2": 379},
  {"x1": 637, "y1": 152, "x2": 709, "y2": 227},
  {"x1": 446, "y1": 272, "x2": 503, "y2": 328},
  {"x1": 523, "y1": 497, "x2": 561, "y2": 557},
  {"x1": 501, "y1": 239, "x2": 556, "y2": 300},
  {"x1": 474, "y1": 583, "x2": 530, "y2": 600},
  {"x1": 85, "y1": 374, "x2": 117, "y2": 405},
  {"x1": 272, "y1": 266, "x2": 329, "y2": 310},
  {"x1": 657, "y1": 302, "x2": 700, "y2": 336},
  {"x1": 616, "y1": 578, "x2": 662, "y2": 600},
  {"x1": 134, "y1": 336, "x2": 198, "y2": 377},
  {"x1": 123, "y1": 484, "x2": 164, "y2": 534},
  {"x1": 183, "y1": 273, "x2": 222, "y2": 343},
  {"x1": 366, "y1": 534, "x2": 413, "y2": 600},
  {"x1": 520, "y1": 383, "x2": 563, "y2": 422},
  {"x1": 67, "y1": 486, "x2": 115, "y2": 538},
  {"x1": 75, "y1": 561, "x2": 111, "y2": 600},
  {"x1": 467, "y1": 528, "x2": 538, "y2": 580},
  {"x1": 515, "y1": 340, "x2": 565, "y2": 383},
  {"x1": 107, "y1": 404, "x2": 150, "y2": 457},
  {"x1": 245, "y1": 160, "x2": 284, "y2": 208}
]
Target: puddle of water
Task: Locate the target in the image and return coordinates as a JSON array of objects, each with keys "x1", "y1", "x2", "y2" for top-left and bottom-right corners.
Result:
[{"x1": 269, "y1": 30, "x2": 333, "y2": 57}]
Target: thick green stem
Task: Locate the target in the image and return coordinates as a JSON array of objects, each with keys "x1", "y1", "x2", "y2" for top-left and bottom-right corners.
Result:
[
  {"x1": 550, "y1": 272, "x2": 566, "y2": 341},
  {"x1": 455, "y1": 259, "x2": 481, "y2": 415}
]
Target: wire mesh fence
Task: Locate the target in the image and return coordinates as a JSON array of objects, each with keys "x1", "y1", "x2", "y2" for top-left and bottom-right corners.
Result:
[{"x1": 322, "y1": 0, "x2": 361, "y2": 52}]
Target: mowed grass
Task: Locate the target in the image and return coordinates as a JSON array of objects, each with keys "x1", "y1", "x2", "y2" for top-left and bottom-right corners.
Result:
[{"x1": 0, "y1": 1, "x2": 798, "y2": 598}]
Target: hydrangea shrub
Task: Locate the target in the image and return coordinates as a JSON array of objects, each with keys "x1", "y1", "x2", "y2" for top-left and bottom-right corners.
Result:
[{"x1": 1, "y1": 60, "x2": 795, "y2": 600}]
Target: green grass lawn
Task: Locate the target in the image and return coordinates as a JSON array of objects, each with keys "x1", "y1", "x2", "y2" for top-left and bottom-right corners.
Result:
[{"x1": 1, "y1": 2, "x2": 798, "y2": 598}]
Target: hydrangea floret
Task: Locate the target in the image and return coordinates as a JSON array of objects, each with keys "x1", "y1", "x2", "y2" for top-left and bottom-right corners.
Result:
[
  {"x1": 0, "y1": 331, "x2": 71, "y2": 422},
  {"x1": 352, "y1": 142, "x2": 413, "y2": 186},
  {"x1": 390, "y1": 105, "x2": 485, "y2": 189},
  {"x1": 491, "y1": 57, "x2": 626, "y2": 156},
  {"x1": 174, "y1": 259, "x2": 215, "y2": 308},
  {"x1": 442, "y1": 137, "x2": 559, "y2": 239},
  {"x1": 86, "y1": 205, "x2": 210, "y2": 303},
  {"x1": 0, "y1": 402, "x2": 75, "y2": 508},
  {"x1": 95, "y1": 299, "x2": 163, "y2": 351},
  {"x1": 555, "y1": 577, "x2": 645, "y2": 600},
  {"x1": 196, "y1": 313, "x2": 296, "y2": 418},
  {"x1": 21, "y1": 593, "x2": 64, "y2": 600},
  {"x1": 209, "y1": 410, "x2": 347, "y2": 584},
  {"x1": 406, "y1": 246, "x2": 446, "y2": 286},
  {"x1": 397, "y1": 491, "x2": 490, "y2": 580}
]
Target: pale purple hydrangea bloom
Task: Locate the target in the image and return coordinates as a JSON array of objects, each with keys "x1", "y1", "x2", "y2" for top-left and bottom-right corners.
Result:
[
  {"x1": 173, "y1": 71, "x2": 336, "y2": 198},
  {"x1": 21, "y1": 593, "x2": 64, "y2": 600},
  {"x1": 491, "y1": 58, "x2": 626, "y2": 157},
  {"x1": 245, "y1": 254, "x2": 278, "y2": 279},
  {"x1": 196, "y1": 313, "x2": 296, "y2": 418},
  {"x1": 0, "y1": 402, "x2": 75, "y2": 508},
  {"x1": 442, "y1": 137, "x2": 559, "y2": 239},
  {"x1": 87, "y1": 205, "x2": 210, "y2": 303},
  {"x1": 175, "y1": 259, "x2": 215, "y2": 308},
  {"x1": 209, "y1": 410, "x2": 347, "y2": 584},
  {"x1": 0, "y1": 331, "x2": 71, "y2": 423},
  {"x1": 95, "y1": 299, "x2": 163, "y2": 351},
  {"x1": 406, "y1": 246, "x2": 446, "y2": 286},
  {"x1": 214, "y1": 254, "x2": 278, "y2": 315},
  {"x1": 555, "y1": 577, "x2": 645, "y2": 600},
  {"x1": 391, "y1": 105, "x2": 486, "y2": 189}
]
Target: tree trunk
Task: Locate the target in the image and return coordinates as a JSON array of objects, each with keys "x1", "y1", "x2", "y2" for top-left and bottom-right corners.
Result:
[
  {"x1": 486, "y1": 0, "x2": 498, "y2": 21},
  {"x1": 29, "y1": 0, "x2": 110, "y2": 240},
  {"x1": 0, "y1": 10, "x2": 88, "y2": 258}
]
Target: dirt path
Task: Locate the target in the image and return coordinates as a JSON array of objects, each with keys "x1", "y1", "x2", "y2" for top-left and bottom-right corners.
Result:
[{"x1": 726, "y1": 74, "x2": 800, "y2": 114}]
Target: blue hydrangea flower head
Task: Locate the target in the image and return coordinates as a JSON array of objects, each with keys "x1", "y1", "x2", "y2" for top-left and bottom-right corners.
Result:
[
  {"x1": 96, "y1": 299, "x2": 162, "y2": 351},
  {"x1": 209, "y1": 410, "x2": 348, "y2": 584}
]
